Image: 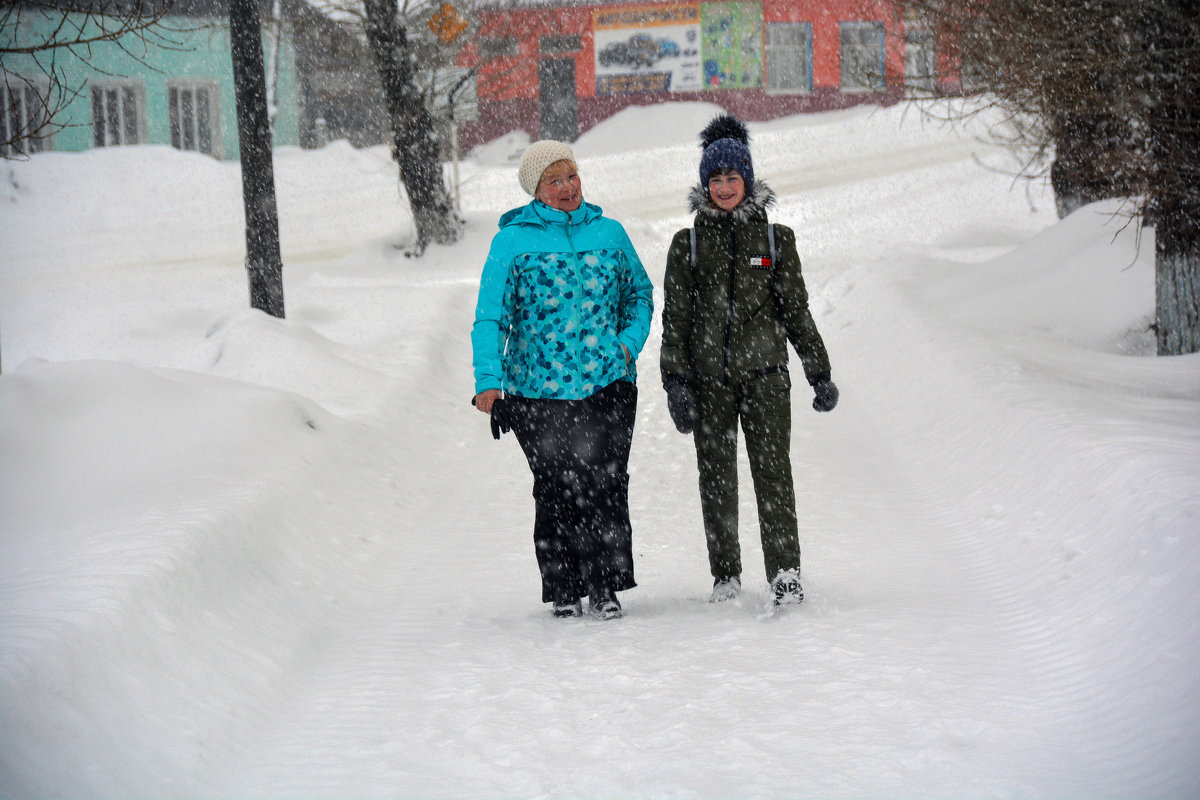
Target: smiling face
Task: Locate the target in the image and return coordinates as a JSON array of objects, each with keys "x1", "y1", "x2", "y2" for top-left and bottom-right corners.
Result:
[
  {"x1": 534, "y1": 160, "x2": 583, "y2": 212},
  {"x1": 707, "y1": 169, "x2": 746, "y2": 212}
]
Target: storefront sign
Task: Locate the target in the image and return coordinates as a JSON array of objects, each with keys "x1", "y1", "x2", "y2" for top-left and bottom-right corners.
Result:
[
  {"x1": 700, "y1": 1, "x2": 763, "y2": 89},
  {"x1": 593, "y1": 3, "x2": 702, "y2": 95}
]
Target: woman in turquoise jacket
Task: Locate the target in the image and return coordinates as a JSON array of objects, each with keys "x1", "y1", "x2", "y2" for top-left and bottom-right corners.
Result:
[{"x1": 472, "y1": 140, "x2": 654, "y2": 620}]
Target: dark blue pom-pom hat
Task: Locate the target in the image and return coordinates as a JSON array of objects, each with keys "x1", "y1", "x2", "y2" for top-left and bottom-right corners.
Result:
[{"x1": 698, "y1": 114, "x2": 754, "y2": 189}]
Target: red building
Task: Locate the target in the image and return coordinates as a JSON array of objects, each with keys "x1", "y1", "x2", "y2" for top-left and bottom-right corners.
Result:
[{"x1": 456, "y1": 0, "x2": 951, "y2": 149}]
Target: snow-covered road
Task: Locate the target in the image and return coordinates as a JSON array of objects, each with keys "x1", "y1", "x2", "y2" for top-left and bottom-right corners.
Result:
[{"x1": 2, "y1": 102, "x2": 1198, "y2": 798}]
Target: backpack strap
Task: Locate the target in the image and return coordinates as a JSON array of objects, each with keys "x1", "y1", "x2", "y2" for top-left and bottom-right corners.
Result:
[
  {"x1": 766, "y1": 222, "x2": 787, "y2": 324},
  {"x1": 689, "y1": 225, "x2": 697, "y2": 269}
]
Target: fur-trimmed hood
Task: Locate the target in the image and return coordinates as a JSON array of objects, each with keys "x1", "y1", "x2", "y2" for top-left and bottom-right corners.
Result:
[{"x1": 687, "y1": 180, "x2": 777, "y2": 225}]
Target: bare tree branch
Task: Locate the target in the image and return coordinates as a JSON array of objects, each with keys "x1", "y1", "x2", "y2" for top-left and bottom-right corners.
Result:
[
  {"x1": 1, "y1": 0, "x2": 198, "y2": 157},
  {"x1": 896, "y1": 0, "x2": 1200, "y2": 353}
]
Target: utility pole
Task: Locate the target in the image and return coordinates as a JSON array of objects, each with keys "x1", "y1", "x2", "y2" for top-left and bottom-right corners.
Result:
[{"x1": 229, "y1": 0, "x2": 285, "y2": 318}]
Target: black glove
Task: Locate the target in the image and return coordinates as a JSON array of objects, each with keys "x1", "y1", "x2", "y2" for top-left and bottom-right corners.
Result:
[
  {"x1": 664, "y1": 381, "x2": 697, "y2": 434},
  {"x1": 490, "y1": 398, "x2": 515, "y2": 440},
  {"x1": 812, "y1": 379, "x2": 838, "y2": 412}
]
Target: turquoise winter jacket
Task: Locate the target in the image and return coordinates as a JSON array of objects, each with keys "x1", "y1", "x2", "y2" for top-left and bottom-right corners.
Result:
[{"x1": 472, "y1": 199, "x2": 654, "y2": 400}]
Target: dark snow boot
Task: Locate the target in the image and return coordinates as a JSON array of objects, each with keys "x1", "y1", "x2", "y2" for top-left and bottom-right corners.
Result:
[
  {"x1": 710, "y1": 575, "x2": 742, "y2": 602},
  {"x1": 554, "y1": 600, "x2": 583, "y2": 618},
  {"x1": 589, "y1": 587, "x2": 622, "y2": 620},
  {"x1": 771, "y1": 569, "x2": 804, "y2": 606},
  {"x1": 553, "y1": 588, "x2": 583, "y2": 618}
]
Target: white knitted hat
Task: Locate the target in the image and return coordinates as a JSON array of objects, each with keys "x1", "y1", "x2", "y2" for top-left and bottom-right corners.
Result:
[{"x1": 518, "y1": 140, "x2": 575, "y2": 196}]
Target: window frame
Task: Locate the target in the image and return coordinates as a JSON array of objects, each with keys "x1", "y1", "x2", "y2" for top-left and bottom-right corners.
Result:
[
  {"x1": 905, "y1": 27, "x2": 938, "y2": 93},
  {"x1": 167, "y1": 78, "x2": 222, "y2": 158},
  {"x1": 90, "y1": 80, "x2": 148, "y2": 148},
  {"x1": 839, "y1": 21, "x2": 886, "y2": 93},
  {"x1": 478, "y1": 35, "x2": 519, "y2": 59},
  {"x1": 1, "y1": 78, "x2": 54, "y2": 157},
  {"x1": 764, "y1": 21, "x2": 813, "y2": 94},
  {"x1": 539, "y1": 34, "x2": 581, "y2": 55}
]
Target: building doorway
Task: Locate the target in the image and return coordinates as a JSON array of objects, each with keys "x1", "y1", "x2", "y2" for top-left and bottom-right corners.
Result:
[{"x1": 538, "y1": 58, "x2": 577, "y2": 142}]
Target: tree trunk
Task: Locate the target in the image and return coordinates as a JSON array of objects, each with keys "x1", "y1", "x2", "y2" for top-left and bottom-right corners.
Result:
[
  {"x1": 1156, "y1": 214, "x2": 1200, "y2": 355},
  {"x1": 1146, "y1": 0, "x2": 1200, "y2": 354},
  {"x1": 229, "y1": 0, "x2": 285, "y2": 318},
  {"x1": 362, "y1": 0, "x2": 461, "y2": 256}
]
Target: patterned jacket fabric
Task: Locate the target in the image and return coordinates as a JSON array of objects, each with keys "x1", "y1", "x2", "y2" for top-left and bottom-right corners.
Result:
[{"x1": 472, "y1": 199, "x2": 654, "y2": 400}]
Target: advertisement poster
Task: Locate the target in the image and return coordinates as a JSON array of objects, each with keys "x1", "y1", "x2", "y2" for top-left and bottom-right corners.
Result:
[
  {"x1": 593, "y1": 4, "x2": 702, "y2": 95},
  {"x1": 700, "y1": 2, "x2": 764, "y2": 89}
]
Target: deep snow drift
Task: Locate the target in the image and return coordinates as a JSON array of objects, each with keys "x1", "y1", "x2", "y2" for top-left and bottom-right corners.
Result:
[{"x1": 2, "y1": 101, "x2": 1198, "y2": 799}]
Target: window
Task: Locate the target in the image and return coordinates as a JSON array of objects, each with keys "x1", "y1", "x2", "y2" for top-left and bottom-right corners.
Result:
[
  {"x1": 168, "y1": 80, "x2": 220, "y2": 157},
  {"x1": 905, "y1": 28, "x2": 937, "y2": 92},
  {"x1": 2, "y1": 79, "x2": 52, "y2": 157},
  {"x1": 840, "y1": 22, "x2": 885, "y2": 91},
  {"x1": 956, "y1": 16, "x2": 988, "y2": 94},
  {"x1": 959, "y1": 47, "x2": 986, "y2": 94},
  {"x1": 765, "y1": 22, "x2": 812, "y2": 92},
  {"x1": 91, "y1": 81, "x2": 146, "y2": 147},
  {"x1": 478, "y1": 36, "x2": 519, "y2": 59},
  {"x1": 540, "y1": 35, "x2": 581, "y2": 55}
]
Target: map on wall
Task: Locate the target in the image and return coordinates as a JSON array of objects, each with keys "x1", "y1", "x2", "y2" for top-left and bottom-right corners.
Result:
[
  {"x1": 700, "y1": 1, "x2": 764, "y2": 89},
  {"x1": 593, "y1": 4, "x2": 703, "y2": 95}
]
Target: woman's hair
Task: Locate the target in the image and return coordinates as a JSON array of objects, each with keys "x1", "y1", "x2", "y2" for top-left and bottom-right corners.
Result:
[{"x1": 540, "y1": 159, "x2": 578, "y2": 182}]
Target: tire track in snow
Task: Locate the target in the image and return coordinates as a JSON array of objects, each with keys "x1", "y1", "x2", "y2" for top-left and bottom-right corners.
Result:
[{"x1": 820, "y1": 256, "x2": 1200, "y2": 795}]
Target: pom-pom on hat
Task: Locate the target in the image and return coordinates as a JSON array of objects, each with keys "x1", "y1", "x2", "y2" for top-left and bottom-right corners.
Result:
[
  {"x1": 518, "y1": 140, "x2": 576, "y2": 196},
  {"x1": 698, "y1": 114, "x2": 753, "y2": 188}
]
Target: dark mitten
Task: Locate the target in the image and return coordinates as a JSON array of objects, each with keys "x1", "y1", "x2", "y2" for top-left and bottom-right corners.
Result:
[
  {"x1": 490, "y1": 398, "x2": 515, "y2": 440},
  {"x1": 812, "y1": 379, "x2": 838, "y2": 412},
  {"x1": 664, "y1": 381, "x2": 697, "y2": 434}
]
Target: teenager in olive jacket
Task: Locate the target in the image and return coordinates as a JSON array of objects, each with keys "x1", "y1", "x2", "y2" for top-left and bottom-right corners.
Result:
[{"x1": 660, "y1": 115, "x2": 837, "y2": 606}]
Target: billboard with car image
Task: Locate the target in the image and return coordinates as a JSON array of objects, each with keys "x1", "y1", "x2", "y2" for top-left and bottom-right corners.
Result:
[{"x1": 593, "y1": 4, "x2": 702, "y2": 94}]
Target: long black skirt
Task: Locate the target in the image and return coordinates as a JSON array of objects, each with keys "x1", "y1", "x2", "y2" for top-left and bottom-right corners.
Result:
[{"x1": 507, "y1": 380, "x2": 638, "y2": 604}]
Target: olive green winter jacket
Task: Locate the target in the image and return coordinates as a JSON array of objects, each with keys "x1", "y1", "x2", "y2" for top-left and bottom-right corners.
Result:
[{"x1": 660, "y1": 181, "x2": 832, "y2": 388}]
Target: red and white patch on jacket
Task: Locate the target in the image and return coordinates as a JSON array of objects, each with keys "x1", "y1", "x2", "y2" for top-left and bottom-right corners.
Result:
[{"x1": 748, "y1": 255, "x2": 772, "y2": 270}]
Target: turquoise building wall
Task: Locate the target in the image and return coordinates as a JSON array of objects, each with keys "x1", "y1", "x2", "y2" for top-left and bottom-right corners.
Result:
[{"x1": 3, "y1": 10, "x2": 299, "y2": 159}]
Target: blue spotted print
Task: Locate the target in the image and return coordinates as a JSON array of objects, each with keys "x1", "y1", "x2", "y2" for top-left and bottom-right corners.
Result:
[{"x1": 472, "y1": 200, "x2": 654, "y2": 400}]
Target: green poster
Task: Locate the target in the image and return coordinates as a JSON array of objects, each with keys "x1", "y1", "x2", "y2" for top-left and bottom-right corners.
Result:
[{"x1": 700, "y1": 2, "x2": 763, "y2": 89}]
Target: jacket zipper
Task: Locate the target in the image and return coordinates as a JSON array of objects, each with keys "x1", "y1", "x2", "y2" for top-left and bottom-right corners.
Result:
[
  {"x1": 722, "y1": 218, "x2": 737, "y2": 385},
  {"x1": 564, "y1": 216, "x2": 584, "y2": 380}
]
